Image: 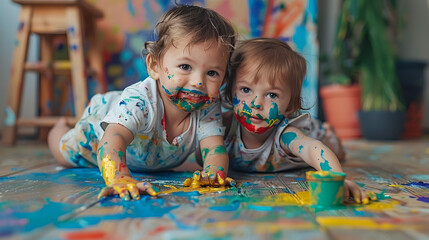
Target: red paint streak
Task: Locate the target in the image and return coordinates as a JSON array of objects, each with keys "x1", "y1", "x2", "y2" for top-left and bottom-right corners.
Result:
[
  {"x1": 148, "y1": 226, "x2": 169, "y2": 236},
  {"x1": 119, "y1": 162, "x2": 126, "y2": 172},
  {"x1": 63, "y1": 230, "x2": 106, "y2": 240},
  {"x1": 161, "y1": 112, "x2": 168, "y2": 139},
  {"x1": 218, "y1": 170, "x2": 225, "y2": 180},
  {"x1": 262, "y1": 0, "x2": 274, "y2": 37},
  {"x1": 235, "y1": 113, "x2": 271, "y2": 134},
  {"x1": 273, "y1": 1, "x2": 304, "y2": 38}
]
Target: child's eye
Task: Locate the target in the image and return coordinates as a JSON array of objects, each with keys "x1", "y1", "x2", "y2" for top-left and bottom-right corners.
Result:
[
  {"x1": 179, "y1": 64, "x2": 192, "y2": 71},
  {"x1": 240, "y1": 87, "x2": 251, "y2": 94},
  {"x1": 207, "y1": 70, "x2": 219, "y2": 77},
  {"x1": 267, "y1": 93, "x2": 278, "y2": 99}
]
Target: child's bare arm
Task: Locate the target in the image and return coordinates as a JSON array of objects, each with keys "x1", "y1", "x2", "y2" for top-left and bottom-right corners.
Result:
[
  {"x1": 184, "y1": 135, "x2": 235, "y2": 187},
  {"x1": 280, "y1": 126, "x2": 368, "y2": 203},
  {"x1": 97, "y1": 123, "x2": 158, "y2": 200}
]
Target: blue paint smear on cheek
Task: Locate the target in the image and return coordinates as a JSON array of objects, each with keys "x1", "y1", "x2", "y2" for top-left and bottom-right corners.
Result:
[
  {"x1": 319, "y1": 149, "x2": 332, "y2": 171},
  {"x1": 232, "y1": 93, "x2": 240, "y2": 106},
  {"x1": 281, "y1": 132, "x2": 297, "y2": 148},
  {"x1": 298, "y1": 145, "x2": 303, "y2": 153}
]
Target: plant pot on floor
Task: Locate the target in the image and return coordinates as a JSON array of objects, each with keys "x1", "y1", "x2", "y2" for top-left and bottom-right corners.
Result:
[
  {"x1": 320, "y1": 84, "x2": 361, "y2": 140},
  {"x1": 396, "y1": 60, "x2": 428, "y2": 139},
  {"x1": 358, "y1": 110, "x2": 406, "y2": 140}
]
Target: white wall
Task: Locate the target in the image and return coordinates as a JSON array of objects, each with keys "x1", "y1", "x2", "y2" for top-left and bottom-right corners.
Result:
[
  {"x1": 0, "y1": 1, "x2": 39, "y2": 135},
  {"x1": 1, "y1": 0, "x2": 428, "y2": 134}
]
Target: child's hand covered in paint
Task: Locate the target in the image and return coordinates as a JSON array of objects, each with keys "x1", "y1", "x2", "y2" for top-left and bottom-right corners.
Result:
[
  {"x1": 183, "y1": 170, "x2": 236, "y2": 188},
  {"x1": 344, "y1": 179, "x2": 375, "y2": 204},
  {"x1": 98, "y1": 175, "x2": 159, "y2": 201}
]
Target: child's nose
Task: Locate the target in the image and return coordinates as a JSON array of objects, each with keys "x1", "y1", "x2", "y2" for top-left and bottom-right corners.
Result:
[
  {"x1": 250, "y1": 96, "x2": 262, "y2": 109},
  {"x1": 190, "y1": 74, "x2": 205, "y2": 88}
]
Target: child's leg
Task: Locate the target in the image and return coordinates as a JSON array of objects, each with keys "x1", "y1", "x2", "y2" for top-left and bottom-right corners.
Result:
[
  {"x1": 321, "y1": 122, "x2": 346, "y2": 161},
  {"x1": 48, "y1": 118, "x2": 74, "y2": 167}
]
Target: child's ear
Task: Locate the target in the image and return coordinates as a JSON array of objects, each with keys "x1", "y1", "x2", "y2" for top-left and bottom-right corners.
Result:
[{"x1": 146, "y1": 54, "x2": 160, "y2": 80}]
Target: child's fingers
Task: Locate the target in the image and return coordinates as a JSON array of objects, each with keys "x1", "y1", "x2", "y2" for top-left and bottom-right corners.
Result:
[
  {"x1": 217, "y1": 171, "x2": 226, "y2": 186},
  {"x1": 351, "y1": 187, "x2": 362, "y2": 204},
  {"x1": 127, "y1": 184, "x2": 140, "y2": 200},
  {"x1": 97, "y1": 186, "x2": 116, "y2": 199},
  {"x1": 183, "y1": 177, "x2": 192, "y2": 187},
  {"x1": 137, "y1": 182, "x2": 159, "y2": 196},
  {"x1": 367, "y1": 191, "x2": 377, "y2": 201},
  {"x1": 344, "y1": 183, "x2": 350, "y2": 202},
  {"x1": 114, "y1": 186, "x2": 131, "y2": 201},
  {"x1": 225, "y1": 177, "x2": 236, "y2": 187}
]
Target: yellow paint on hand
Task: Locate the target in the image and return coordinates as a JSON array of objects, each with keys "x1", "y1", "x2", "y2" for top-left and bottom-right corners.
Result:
[
  {"x1": 158, "y1": 185, "x2": 229, "y2": 195},
  {"x1": 101, "y1": 154, "x2": 116, "y2": 185}
]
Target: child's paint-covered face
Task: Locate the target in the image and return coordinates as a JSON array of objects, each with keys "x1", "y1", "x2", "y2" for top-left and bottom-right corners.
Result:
[
  {"x1": 232, "y1": 63, "x2": 292, "y2": 134},
  {"x1": 156, "y1": 37, "x2": 229, "y2": 112}
]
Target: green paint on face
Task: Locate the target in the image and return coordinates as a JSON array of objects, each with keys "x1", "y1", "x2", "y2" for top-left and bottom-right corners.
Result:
[
  {"x1": 265, "y1": 102, "x2": 284, "y2": 127},
  {"x1": 250, "y1": 96, "x2": 260, "y2": 108}
]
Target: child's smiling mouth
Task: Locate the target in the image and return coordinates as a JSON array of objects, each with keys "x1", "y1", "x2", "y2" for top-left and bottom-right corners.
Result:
[{"x1": 177, "y1": 91, "x2": 207, "y2": 102}]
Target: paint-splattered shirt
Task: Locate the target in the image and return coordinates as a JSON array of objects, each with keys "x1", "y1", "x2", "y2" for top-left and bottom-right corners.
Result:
[
  {"x1": 225, "y1": 113, "x2": 312, "y2": 172},
  {"x1": 59, "y1": 77, "x2": 224, "y2": 172}
]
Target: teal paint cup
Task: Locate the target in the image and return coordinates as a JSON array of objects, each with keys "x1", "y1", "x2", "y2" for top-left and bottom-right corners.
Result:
[{"x1": 306, "y1": 171, "x2": 346, "y2": 206}]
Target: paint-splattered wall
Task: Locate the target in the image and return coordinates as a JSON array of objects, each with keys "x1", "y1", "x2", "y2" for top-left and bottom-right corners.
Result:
[{"x1": 81, "y1": 0, "x2": 318, "y2": 116}]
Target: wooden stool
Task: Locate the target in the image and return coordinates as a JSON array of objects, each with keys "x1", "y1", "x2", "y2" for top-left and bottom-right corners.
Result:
[{"x1": 2, "y1": 0, "x2": 106, "y2": 145}]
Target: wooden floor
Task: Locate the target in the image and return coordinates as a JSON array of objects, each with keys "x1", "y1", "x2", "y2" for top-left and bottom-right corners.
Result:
[{"x1": 1, "y1": 136, "x2": 429, "y2": 240}]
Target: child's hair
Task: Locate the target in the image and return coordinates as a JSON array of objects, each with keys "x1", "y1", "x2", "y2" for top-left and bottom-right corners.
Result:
[
  {"x1": 144, "y1": 5, "x2": 236, "y2": 64},
  {"x1": 224, "y1": 37, "x2": 307, "y2": 116}
]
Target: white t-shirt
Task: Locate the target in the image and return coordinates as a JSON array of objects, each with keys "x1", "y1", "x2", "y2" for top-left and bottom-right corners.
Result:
[
  {"x1": 60, "y1": 77, "x2": 224, "y2": 172},
  {"x1": 225, "y1": 113, "x2": 312, "y2": 172}
]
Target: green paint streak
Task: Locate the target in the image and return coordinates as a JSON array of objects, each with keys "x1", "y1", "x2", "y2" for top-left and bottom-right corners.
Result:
[
  {"x1": 201, "y1": 148, "x2": 210, "y2": 161},
  {"x1": 281, "y1": 132, "x2": 297, "y2": 148},
  {"x1": 114, "y1": 149, "x2": 124, "y2": 162},
  {"x1": 213, "y1": 145, "x2": 227, "y2": 154}
]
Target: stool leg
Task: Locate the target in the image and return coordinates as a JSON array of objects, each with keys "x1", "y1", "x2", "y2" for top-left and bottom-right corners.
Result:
[
  {"x1": 66, "y1": 7, "x2": 88, "y2": 120},
  {"x1": 38, "y1": 35, "x2": 54, "y2": 142},
  {"x1": 2, "y1": 6, "x2": 32, "y2": 145},
  {"x1": 87, "y1": 18, "x2": 107, "y2": 93}
]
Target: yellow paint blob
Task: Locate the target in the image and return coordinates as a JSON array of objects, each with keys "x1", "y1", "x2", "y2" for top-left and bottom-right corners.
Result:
[
  {"x1": 257, "y1": 191, "x2": 311, "y2": 206},
  {"x1": 101, "y1": 154, "x2": 116, "y2": 185},
  {"x1": 158, "y1": 184, "x2": 230, "y2": 195},
  {"x1": 317, "y1": 217, "x2": 401, "y2": 230},
  {"x1": 356, "y1": 200, "x2": 400, "y2": 211}
]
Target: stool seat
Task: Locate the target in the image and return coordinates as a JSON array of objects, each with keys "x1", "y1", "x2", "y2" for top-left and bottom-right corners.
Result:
[{"x1": 2, "y1": 0, "x2": 106, "y2": 145}]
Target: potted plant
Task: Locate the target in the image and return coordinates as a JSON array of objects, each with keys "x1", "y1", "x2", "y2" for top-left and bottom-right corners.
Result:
[
  {"x1": 339, "y1": 0, "x2": 406, "y2": 140},
  {"x1": 319, "y1": 0, "x2": 362, "y2": 140}
]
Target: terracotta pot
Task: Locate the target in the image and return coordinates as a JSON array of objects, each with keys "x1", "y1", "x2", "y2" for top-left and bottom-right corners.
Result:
[{"x1": 320, "y1": 84, "x2": 362, "y2": 140}]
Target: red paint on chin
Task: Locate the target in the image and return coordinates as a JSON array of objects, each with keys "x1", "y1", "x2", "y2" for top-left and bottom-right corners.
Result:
[
  {"x1": 176, "y1": 92, "x2": 211, "y2": 103},
  {"x1": 235, "y1": 113, "x2": 271, "y2": 134}
]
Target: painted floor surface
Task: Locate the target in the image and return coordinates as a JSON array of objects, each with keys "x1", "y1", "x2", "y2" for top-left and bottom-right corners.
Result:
[{"x1": 1, "y1": 137, "x2": 429, "y2": 240}]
